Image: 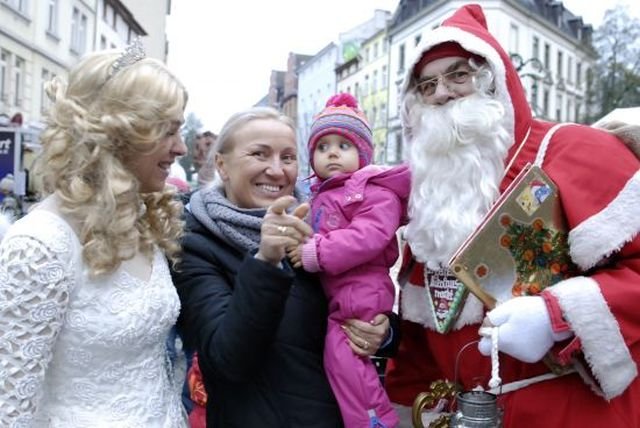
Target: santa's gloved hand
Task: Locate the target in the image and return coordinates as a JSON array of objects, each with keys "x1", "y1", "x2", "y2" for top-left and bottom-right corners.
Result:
[{"x1": 478, "y1": 296, "x2": 572, "y2": 363}]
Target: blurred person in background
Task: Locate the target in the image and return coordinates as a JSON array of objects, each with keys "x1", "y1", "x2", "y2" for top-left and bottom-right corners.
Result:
[{"x1": 193, "y1": 130, "x2": 217, "y2": 188}]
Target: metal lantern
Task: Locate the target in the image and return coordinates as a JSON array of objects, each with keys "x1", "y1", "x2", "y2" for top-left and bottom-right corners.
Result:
[{"x1": 451, "y1": 390, "x2": 502, "y2": 428}]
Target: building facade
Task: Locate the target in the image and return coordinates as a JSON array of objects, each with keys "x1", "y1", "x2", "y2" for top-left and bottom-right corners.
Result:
[
  {"x1": 297, "y1": 43, "x2": 340, "y2": 176},
  {"x1": 0, "y1": 0, "x2": 170, "y2": 129},
  {"x1": 340, "y1": 28, "x2": 391, "y2": 165},
  {"x1": 296, "y1": 9, "x2": 391, "y2": 175},
  {"x1": 385, "y1": 0, "x2": 597, "y2": 164},
  {"x1": 282, "y1": 52, "x2": 312, "y2": 132},
  {"x1": 121, "y1": 0, "x2": 171, "y2": 61}
]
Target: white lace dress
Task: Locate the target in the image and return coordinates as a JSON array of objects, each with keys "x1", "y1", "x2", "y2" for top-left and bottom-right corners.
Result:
[{"x1": 0, "y1": 209, "x2": 187, "y2": 428}]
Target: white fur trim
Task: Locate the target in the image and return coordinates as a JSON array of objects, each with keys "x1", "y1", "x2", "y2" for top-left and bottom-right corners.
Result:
[
  {"x1": 401, "y1": 281, "x2": 484, "y2": 331},
  {"x1": 534, "y1": 123, "x2": 572, "y2": 167},
  {"x1": 549, "y1": 276, "x2": 637, "y2": 399},
  {"x1": 569, "y1": 170, "x2": 640, "y2": 270},
  {"x1": 402, "y1": 26, "x2": 514, "y2": 141}
]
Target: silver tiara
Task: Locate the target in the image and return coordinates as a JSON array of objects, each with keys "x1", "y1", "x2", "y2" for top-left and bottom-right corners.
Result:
[{"x1": 107, "y1": 37, "x2": 146, "y2": 79}]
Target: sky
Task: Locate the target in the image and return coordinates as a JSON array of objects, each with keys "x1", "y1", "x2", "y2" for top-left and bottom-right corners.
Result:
[{"x1": 166, "y1": 0, "x2": 639, "y2": 133}]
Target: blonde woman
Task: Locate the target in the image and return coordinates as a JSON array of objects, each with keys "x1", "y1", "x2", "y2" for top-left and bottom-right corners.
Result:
[
  {"x1": 0, "y1": 42, "x2": 188, "y2": 427},
  {"x1": 172, "y1": 107, "x2": 398, "y2": 427}
]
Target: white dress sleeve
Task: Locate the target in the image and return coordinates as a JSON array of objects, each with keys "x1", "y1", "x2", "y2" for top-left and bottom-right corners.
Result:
[{"x1": 0, "y1": 227, "x2": 74, "y2": 427}]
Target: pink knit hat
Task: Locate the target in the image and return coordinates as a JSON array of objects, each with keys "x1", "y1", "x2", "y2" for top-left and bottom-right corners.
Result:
[{"x1": 308, "y1": 93, "x2": 373, "y2": 171}]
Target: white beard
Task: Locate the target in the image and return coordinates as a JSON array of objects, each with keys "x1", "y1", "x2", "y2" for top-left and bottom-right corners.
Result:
[{"x1": 404, "y1": 92, "x2": 512, "y2": 270}]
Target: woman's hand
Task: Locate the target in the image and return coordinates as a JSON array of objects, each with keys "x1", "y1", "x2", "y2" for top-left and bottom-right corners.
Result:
[
  {"x1": 256, "y1": 196, "x2": 311, "y2": 266},
  {"x1": 342, "y1": 313, "x2": 390, "y2": 357}
]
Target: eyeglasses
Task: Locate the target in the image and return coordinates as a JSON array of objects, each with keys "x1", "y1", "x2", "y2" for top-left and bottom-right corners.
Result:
[{"x1": 415, "y1": 69, "x2": 474, "y2": 96}]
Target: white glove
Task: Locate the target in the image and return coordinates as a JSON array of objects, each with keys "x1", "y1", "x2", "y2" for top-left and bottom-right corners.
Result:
[{"x1": 478, "y1": 296, "x2": 572, "y2": 363}]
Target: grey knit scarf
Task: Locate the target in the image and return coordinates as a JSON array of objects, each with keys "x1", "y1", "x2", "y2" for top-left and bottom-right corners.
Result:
[{"x1": 189, "y1": 185, "x2": 266, "y2": 252}]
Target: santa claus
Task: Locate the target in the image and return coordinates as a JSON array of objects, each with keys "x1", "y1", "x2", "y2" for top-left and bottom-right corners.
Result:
[{"x1": 385, "y1": 4, "x2": 640, "y2": 428}]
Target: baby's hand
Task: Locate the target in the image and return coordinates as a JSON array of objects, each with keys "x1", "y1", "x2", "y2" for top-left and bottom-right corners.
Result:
[{"x1": 287, "y1": 244, "x2": 303, "y2": 269}]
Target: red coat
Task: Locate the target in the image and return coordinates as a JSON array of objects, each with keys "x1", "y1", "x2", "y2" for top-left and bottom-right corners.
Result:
[{"x1": 389, "y1": 4, "x2": 640, "y2": 427}]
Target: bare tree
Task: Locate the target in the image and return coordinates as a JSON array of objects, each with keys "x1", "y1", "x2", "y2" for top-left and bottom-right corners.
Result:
[{"x1": 587, "y1": 5, "x2": 640, "y2": 122}]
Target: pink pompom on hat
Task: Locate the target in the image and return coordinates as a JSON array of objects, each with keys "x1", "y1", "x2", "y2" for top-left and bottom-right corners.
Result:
[{"x1": 308, "y1": 93, "x2": 373, "y2": 172}]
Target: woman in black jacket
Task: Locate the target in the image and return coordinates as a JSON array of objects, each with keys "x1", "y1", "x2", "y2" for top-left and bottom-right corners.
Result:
[{"x1": 172, "y1": 107, "x2": 395, "y2": 427}]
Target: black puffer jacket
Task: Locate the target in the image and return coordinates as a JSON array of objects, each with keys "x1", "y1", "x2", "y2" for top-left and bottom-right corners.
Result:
[{"x1": 172, "y1": 212, "x2": 344, "y2": 427}]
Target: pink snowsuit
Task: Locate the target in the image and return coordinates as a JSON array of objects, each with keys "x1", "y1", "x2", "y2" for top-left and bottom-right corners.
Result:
[{"x1": 301, "y1": 164, "x2": 410, "y2": 428}]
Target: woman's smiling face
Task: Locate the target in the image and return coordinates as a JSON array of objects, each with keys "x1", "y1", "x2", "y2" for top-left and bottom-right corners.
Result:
[
  {"x1": 215, "y1": 118, "x2": 298, "y2": 209},
  {"x1": 123, "y1": 119, "x2": 187, "y2": 193}
]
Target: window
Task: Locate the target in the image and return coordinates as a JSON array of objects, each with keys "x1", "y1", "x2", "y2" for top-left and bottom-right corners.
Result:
[
  {"x1": 566, "y1": 98, "x2": 573, "y2": 122},
  {"x1": 373, "y1": 42, "x2": 379, "y2": 59},
  {"x1": 555, "y1": 94, "x2": 562, "y2": 121},
  {"x1": 531, "y1": 81, "x2": 539, "y2": 109},
  {"x1": 115, "y1": 14, "x2": 128, "y2": 42},
  {"x1": 71, "y1": 7, "x2": 88, "y2": 54},
  {"x1": 509, "y1": 24, "x2": 519, "y2": 53},
  {"x1": 365, "y1": 47, "x2": 370, "y2": 64},
  {"x1": 532, "y1": 36, "x2": 540, "y2": 60},
  {"x1": 41, "y1": 68, "x2": 50, "y2": 113},
  {"x1": 104, "y1": 2, "x2": 115, "y2": 28},
  {"x1": 0, "y1": 51, "x2": 8, "y2": 103},
  {"x1": 385, "y1": 133, "x2": 398, "y2": 163},
  {"x1": 556, "y1": 51, "x2": 563, "y2": 80},
  {"x1": 398, "y1": 44, "x2": 405, "y2": 73},
  {"x1": 47, "y1": 0, "x2": 58, "y2": 34},
  {"x1": 372, "y1": 70, "x2": 378, "y2": 93},
  {"x1": 71, "y1": 8, "x2": 80, "y2": 51},
  {"x1": 128, "y1": 28, "x2": 136, "y2": 44},
  {"x1": 381, "y1": 65, "x2": 387, "y2": 89},
  {"x1": 3, "y1": 0, "x2": 29, "y2": 15},
  {"x1": 543, "y1": 89, "x2": 549, "y2": 117},
  {"x1": 567, "y1": 57, "x2": 573, "y2": 84},
  {"x1": 575, "y1": 102, "x2": 582, "y2": 122},
  {"x1": 382, "y1": 39, "x2": 388, "y2": 55},
  {"x1": 380, "y1": 103, "x2": 387, "y2": 125},
  {"x1": 13, "y1": 56, "x2": 24, "y2": 107},
  {"x1": 100, "y1": 35, "x2": 107, "y2": 50},
  {"x1": 372, "y1": 106, "x2": 377, "y2": 127},
  {"x1": 544, "y1": 43, "x2": 550, "y2": 69},
  {"x1": 576, "y1": 62, "x2": 582, "y2": 87},
  {"x1": 81, "y1": 14, "x2": 88, "y2": 48},
  {"x1": 364, "y1": 75, "x2": 369, "y2": 96},
  {"x1": 395, "y1": 134, "x2": 403, "y2": 163}
]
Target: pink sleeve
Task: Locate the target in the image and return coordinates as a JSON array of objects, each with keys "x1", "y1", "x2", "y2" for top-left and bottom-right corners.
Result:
[
  {"x1": 313, "y1": 188, "x2": 403, "y2": 276},
  {"x1": 301, "y1": 237, "x2": 321, "y2": 273}
]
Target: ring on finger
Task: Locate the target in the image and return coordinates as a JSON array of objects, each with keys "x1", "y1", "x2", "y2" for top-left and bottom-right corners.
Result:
[
  {"x1": 362, "y1": 340, "x2": 370, "y2": 350},
  {"x1": 277, "y1": 225, "x2": 288, "y2": 235}
]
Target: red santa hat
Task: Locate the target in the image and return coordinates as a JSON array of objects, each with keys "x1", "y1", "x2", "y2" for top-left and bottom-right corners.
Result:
[
  {"x1": 402, "y1": 3, "x2": 532, "y2": 148},
  {"x1": 413, "y1": 41, "x2": 484, "y2": 78}
]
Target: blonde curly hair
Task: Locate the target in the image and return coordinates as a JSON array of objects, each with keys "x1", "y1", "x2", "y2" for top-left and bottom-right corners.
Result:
[{"x1": 34, "y1": 50, "x2": 187, "y2": 276}]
